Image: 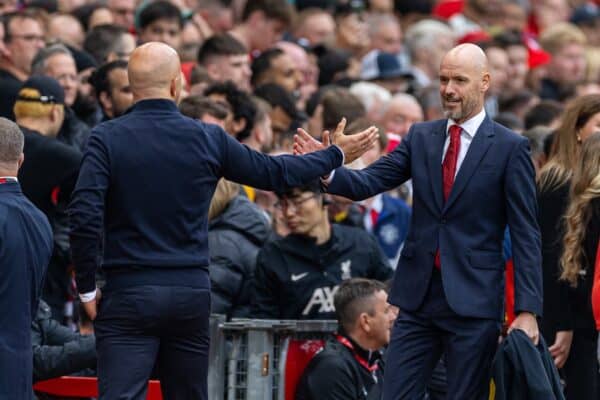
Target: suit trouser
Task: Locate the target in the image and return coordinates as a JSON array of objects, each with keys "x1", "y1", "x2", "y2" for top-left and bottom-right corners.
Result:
[
  {"x1": 563, "y1": 329, "x2": 599, "y2": 400},
  {"x1": 94, "y1": 284, "x2": 210, "y2": 400},
  {"x1": 383, "y1": 269, "x2": 501, "y2": 400}
]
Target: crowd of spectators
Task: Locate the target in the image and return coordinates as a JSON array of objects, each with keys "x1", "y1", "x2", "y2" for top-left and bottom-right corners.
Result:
[{"x1": 1, "y1": 0, "x2": 599, "y2": 397}]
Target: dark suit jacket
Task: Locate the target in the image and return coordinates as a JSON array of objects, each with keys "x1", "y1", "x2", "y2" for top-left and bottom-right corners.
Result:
[
  {"x1": 327, "y1": 117, "x2": 542, "y2": 320},
  {"x1": 0, "y1": 181, "x2": 53, "y2": 399}
]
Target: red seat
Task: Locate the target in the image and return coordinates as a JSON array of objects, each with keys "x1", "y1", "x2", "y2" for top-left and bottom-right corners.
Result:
[
  {"x1": 284, "y1": 339, "x2": 325, "y2": 400},
  {"x1": 34, "y1": 376, "x2": 163, "y2": 399}
]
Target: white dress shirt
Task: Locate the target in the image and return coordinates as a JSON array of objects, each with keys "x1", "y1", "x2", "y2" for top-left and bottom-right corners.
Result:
[{"x1": 444, "y1": 108, "x2": 486, "y2": 177}]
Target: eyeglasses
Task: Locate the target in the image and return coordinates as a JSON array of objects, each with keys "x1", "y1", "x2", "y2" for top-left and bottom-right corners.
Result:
[
  {"x1": 9, "y1": 34, "x2": 45, "y2": 43},
  {"x1": 274, "y1": 193, "x2": 319, "y2": 211}
]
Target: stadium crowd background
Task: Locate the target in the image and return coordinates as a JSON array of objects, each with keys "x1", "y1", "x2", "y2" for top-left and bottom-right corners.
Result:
[{"x1": 1, "y1": 0, "x2": 600, "y2": 398}]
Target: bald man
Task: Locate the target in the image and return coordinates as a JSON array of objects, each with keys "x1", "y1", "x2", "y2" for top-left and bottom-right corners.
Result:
[
  {"x1": 295, "y1": 44, "x2": 542, "y2": 399},
  {"x1": 68, "y1": 42, "x2": 377, "y2": 400}
]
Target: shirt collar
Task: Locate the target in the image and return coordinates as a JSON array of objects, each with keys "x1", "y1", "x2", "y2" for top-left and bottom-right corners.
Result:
[
  {"x1": 446, "y1": 108, "x2": 486, "y2": 139},
  {"x1": 0, "y1": 176, "x2": 18, "y2": 182}
]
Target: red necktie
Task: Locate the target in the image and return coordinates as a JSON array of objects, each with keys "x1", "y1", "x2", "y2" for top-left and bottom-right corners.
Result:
[
  {"x1": 435, "y1": 125, "x2": 462, "y2": 269},
  {"x1": 370, "y1": 208, "x2": 379, "y2": 229}
]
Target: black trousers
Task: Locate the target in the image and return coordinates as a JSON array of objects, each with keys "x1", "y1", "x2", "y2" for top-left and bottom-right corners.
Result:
[
  {"x1": 95, "y1": 285, "x2": 211, "y2": 400},
  {"x1": 563, "y1": 330, "x2": 599, "y2": 400},
  {"x1": 383, "y1": 269, "x2": 501, "y2": 400}
]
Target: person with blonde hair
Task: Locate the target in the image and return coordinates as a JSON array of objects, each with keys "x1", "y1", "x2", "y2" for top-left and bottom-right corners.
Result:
[
  {"x1": 558, "y1": 132, "x2": 600, "y2": 399},
  {"x1": 538, "y1": 94, "x2": 600, "y2": 399}
]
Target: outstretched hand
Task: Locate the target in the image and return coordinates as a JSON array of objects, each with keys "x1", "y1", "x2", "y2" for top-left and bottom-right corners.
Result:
[{"x1": 294, "y1": 118, "x2": 379, "y2": 165}]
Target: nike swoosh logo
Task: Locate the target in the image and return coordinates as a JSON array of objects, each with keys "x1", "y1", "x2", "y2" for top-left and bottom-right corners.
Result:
[{"x1": 291, "y1": 272, "x2": 309, "y2": 282}]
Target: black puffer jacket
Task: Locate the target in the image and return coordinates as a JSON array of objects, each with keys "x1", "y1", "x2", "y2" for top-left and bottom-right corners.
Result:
[
  {"x1": 31, "y1": 300, "x2": 96, "y2": 382},
  {"x1": 208, "y1": 196, "x2": 271, "y2": 318}
]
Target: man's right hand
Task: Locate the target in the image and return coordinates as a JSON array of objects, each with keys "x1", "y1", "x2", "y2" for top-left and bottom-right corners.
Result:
[
  {"x1": 549, "y1": 330, "x2": 573, "y2": 368},
  {"x1": 294, "y1": 118, "x2": 379, "y2": 165}
]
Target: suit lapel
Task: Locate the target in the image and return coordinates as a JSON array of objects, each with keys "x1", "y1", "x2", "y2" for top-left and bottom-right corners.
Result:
[
  {"x1": 425, "y1": 120, "x2": 446, "y2": 212},
  {"x1": 443, "y1": 117, "x2": 495, "y2": 212}
]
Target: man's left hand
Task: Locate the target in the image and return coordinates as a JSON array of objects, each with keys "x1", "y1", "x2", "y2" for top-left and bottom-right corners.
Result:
[{"x1": 508, "y1": 311, "x2": 539, "y2": 345}]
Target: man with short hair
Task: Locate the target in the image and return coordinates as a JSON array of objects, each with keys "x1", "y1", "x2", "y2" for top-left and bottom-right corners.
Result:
[
  {"x1": 252, "y1": 180, "x2": 392, "y2": 320},
  {"x1": 228, "y1": 0, "x2": 293, "y2": 53},
  {"x1": 179, "y1": 94, "x2": 230, "y2": 129},
  {"x1": 0, "y1": 12, "x2": 46, "y2": 119},
  {"x1": 251, "y1": 48, "x2": 302, "y2": 97},
  {"x1": 292, "y1": 7, "x2": 336, "y2": 47},
  {"x1": 539, "y1": 22, "x2": 587, "y2": 101},
  {"x1": 84, "y1": 24, "x2": 136, "y2": 65},
  {"x1": 196, "y1": 0, "x2": 233, "y2": 33},
  {"x1": 379, "y1": 93, "x2": 424, "y2": 140},
  {"x1": 137, "y1": 1, "x2": 184, "y2": 52},
  {"x1": 296, "y1": 278, "x2": 395, "y2": 399},
  {"x1": 68, "y1": 42, "x2": 377, "y2": 400},
  {"x1": 31, "y1": 44, "x2": 91, "y2": 151},
  {"x1": 0, "y1": 116, "x2": 53, "y2": 399},
  {"x1": 47, "y1": 14, "x2": 85, "y2": 49},
  {"x1": 107, "y1": 0, "x2": 135, "y2": 30},
  {"x1": 196, "y1": 33, "x2": 251, "y2": 91},
  {"x1": 90, "y1": 60, "x2": 133, "y2": 120}
]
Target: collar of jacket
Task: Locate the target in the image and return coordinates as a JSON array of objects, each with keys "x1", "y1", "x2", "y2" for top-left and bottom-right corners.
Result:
[{"x1": 127, "y1": 98, "x2": 179, "y2": 114}]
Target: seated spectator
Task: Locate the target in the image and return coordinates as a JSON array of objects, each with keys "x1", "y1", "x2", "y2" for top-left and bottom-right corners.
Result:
[
  {"x1": 137, "y1": 1, "x2": 184, "y2": 52},
  {"x1": 205, "y1": 81, "x2": 256, "y2": 138},
  {"x1": 179, "y1": 94, "x2": 231, "y2": 130},
  {"x1": 252, "y1": 179, "x2": 392, "y2": 320},
  {"x1": 196, "y1": 33, "x2": 251, "y2": 91},
  {"x1": 251, "y1": 48, "x2": 302, "y2": 99},
  {"x1": 522, "y1": 126, "x2": 552, "y2": 173},
  {"x1": 32, "y1": 300, "x2": 96, "y2": 383},
  {"x1": 83, "y1": 24, "x2": 136, "y2": 65},
  {"x1": 292, "y1": 7, "x2": 336, "y2": 47},
  {"x1": 254, "y1": 83, "x2": 305, "y2": 140},
  {"x1": 196, "y1": 0, "x2": 233, "y2": 33},
  {"x1": 89, "y1": 60, "x2": 133, "y2": 121},
  {"x1": 296, "y1": 278, "x2": 394, "y2": 399},
  {"x1": 378, "y1": 93, "x2": 423, "y2": 142},
  {"x1": 523, "y1": 100, "x2": 564, "y2": 130},
  {"x1": 208, "y1": 179, "x2": 271, "y2": 318}
]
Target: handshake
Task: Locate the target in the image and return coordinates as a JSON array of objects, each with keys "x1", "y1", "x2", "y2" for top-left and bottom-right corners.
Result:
[{"x1": 293, "y1": 118, "x2": 379, "y2": 165}]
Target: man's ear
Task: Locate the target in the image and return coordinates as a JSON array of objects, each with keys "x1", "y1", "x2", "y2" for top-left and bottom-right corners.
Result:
[
  {"x1": 17, "y1": 152, "x2": 24, "y2": 169},
  {"x1": 481, "y1": 72, "x2": 491, "y2": 93},
  {"x1": 359, "y1": 312, "x2": 371, "y2": 333}
]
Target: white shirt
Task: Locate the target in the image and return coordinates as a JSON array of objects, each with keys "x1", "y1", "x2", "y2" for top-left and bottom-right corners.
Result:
[{"x1": 444, "y1": 108, "x2": 486, "y2": 178}]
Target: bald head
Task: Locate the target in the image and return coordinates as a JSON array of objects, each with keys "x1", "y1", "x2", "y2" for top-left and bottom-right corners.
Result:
[
  {"x1": 439, "y1": 44, "x2": 490, "y2": 123},
  {"x1": 128, "y1": 42, "x2": 182, "y2": 102},
  {"x1": 442, "y1": 43, "x2": 489, "y2": 74}
]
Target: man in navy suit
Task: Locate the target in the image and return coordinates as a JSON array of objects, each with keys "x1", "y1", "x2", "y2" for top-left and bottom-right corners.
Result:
[
  {"x1": 69, "y1": 42, "x2": 377, "y2": 400},
  {"x1": 295, "y1": 43, "x2": 542, "y2": 399},
  {"x1": 0, "y1": 118, "x2": 53, "y2": 399}
]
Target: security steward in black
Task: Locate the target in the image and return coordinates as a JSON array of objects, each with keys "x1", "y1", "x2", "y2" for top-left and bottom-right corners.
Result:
[{"x1": 296, "y1": 279, "x2": 396, "y2": 400}]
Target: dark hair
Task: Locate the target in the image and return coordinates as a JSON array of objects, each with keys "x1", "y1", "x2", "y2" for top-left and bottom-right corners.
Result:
[
  {"x1": 179, "y1": 95, "x2": 230, "y2": 120},
  {"x1": 241, "y1": 0, "x2": 293, "y2": 25},
  {"x1": 498, "y1": 90, "x2": 536, "y2": 115},
  {"x1": 138, "y1": 1, "x2": 183, "y2": 30},
  {"x1": 2, "y1": 10, "x2": 40, "y2": 42},
  {"x1": 251, "y1": 48, "x2": 284, "y2": 87},
  {"x1": 493, "y1": 30, "x2": 526, "y2": 49},
  {"x1": 524, "y1": 100, "x2": 564, "y2": 130},
  {"x1": 197, "y1": 33, "x2": 247, "y2": 64},
  {"x1": 254, "y1": 83, "x2": 302, "y2": 122},
  {"x1": 494, "y1": 112, "x2": 524, "y2": 132},
  {"x1": 89, "y1": 59, "x2": 128, "y2": 101},
  {"x1": 72, "y1": 2, "x2": 110, "y2": 31},
  {"x1": 522, "y1": 126, "x2": 552, "y2": 158},
  {"x1": 205, "y1": 81, "x2": 256, "y2": 140},
  {"x1": 275, "y1": 178, "x2": 322, "y2": 198},
  {"x1": 334, "y1": 278, "x2": 387, "y2": 333},
  {"x1": 321, "y1": 87, "x2": 365, "y2": 131},
  {"x1": 83, "y1": 24, "x2": 129, "y2": 64}
]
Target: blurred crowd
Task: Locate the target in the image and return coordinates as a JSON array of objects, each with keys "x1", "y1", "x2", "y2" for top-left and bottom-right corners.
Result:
[{"x1": 2, "y1": 0, "x2": 599, "y2": 398}]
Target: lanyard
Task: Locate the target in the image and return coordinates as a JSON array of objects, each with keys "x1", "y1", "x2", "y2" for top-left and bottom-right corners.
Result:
[{"x1": 335, "y1": 334, "x2": 379, "y2": 373}]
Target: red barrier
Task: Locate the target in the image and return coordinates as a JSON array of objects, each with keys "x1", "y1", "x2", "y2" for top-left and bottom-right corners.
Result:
[
  {"x1": 284, "y1": 339, "x2": 324, "y2": 400},
  {"x1": 34, "y1": 377, "x2": 163, "y2": 399}
]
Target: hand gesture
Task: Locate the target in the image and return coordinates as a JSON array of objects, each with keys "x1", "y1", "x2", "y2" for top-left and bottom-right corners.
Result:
[{"x1": 293, "y1": 118, "x2": 379, "y2": 165}]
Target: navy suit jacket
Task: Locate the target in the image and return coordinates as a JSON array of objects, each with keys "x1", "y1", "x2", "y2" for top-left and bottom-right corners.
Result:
[
  {"x1": 328, "y1": 117, "x2": 542, "y2": 320},
  {"x1": 0, "y1": 181, "x2": 52, "y2": 398}
]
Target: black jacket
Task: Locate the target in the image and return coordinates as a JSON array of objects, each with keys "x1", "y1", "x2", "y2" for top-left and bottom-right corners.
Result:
[
  {"x1": 538, "y1": 182, "x2": 574, "y2": 341},
  {"x1": 252, "y1": 224, "x2": 392, "y2": 319},
  {"x1": 296, "y1": 334, "x2": 384, "y2": 400},
  {"x1": 208, "y1": 196, "x2": 271, "y2": 318},
  {"x1": 491, "y1": 330, "x2": 564, "y2": 400},
  {"x1": 57, "y1": 107, "x2": 91, "y2": 152},
  {"x1": 32, "y1": 300, "x2": 96, "y2": 382}
]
